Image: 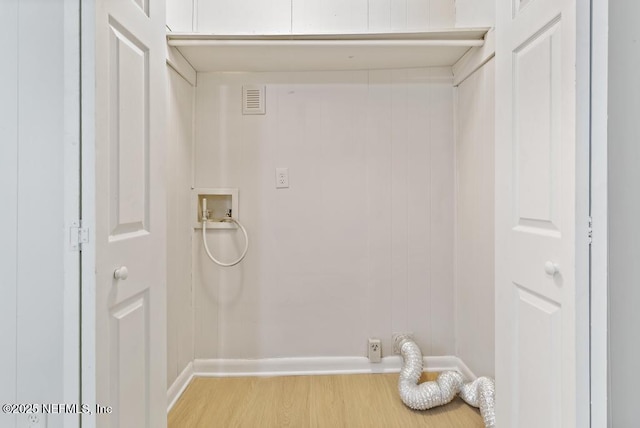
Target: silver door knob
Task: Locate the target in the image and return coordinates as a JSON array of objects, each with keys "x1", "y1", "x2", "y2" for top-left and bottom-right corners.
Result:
[
  {"x1": 544, "y1": 261, "x2": 559, "y2": 276},
  {"x1": 114, "y1": 266, "x2": 129, "y2": 280}
]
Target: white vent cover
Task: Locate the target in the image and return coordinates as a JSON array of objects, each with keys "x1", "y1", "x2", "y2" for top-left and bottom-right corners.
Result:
[{"x1": 242, "y1": 85, "x2": 266, "y2": 115}]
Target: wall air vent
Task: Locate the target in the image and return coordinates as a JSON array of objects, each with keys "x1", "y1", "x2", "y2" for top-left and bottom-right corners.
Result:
[{"x1": 242, "y1": 85, "x2": 266, "y2": 115}]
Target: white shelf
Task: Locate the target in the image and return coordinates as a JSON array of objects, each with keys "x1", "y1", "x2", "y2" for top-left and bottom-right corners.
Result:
[{"x1": 167, "y1": 28, "x2": 489, "y2": 72}]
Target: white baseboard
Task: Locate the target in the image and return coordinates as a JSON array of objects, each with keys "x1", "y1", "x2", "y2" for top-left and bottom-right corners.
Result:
[
  {"x1": 167, "y1": 361, "x2": 194, "y2": 413},
  {"x1": 193, "y1": 355, "x2": 476, "y2": 379},
  {"x1": 451, "y1": 356, "x2": 476, "y2": 381},
  {"x1": 167, "y1": 356, "x2": 477, "y2": 413}
]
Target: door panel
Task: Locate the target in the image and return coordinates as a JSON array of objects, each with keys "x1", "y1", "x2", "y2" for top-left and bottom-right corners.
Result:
[
  {"x1": 514, "y1": 286, "x2": 561, "y2": 427},
  {"x1": 110, "y1": 293, "x2": 149, "y2": 428},
  {"x1": 132, "y1": 0, "x2": 149, "y2": 16},
  {"x1": 108, "y1": 21, "x2": 150, "y2": 237},
  {"x1": 94, "y1": 0, "x2": 166, "y2": 426},
  {"x1": 513, "y1": 0, "x2": 536, "y2": 18},
  {"x1": 496, "y1": 0, "x2": 579, "y2": 426},
  {"x1": 513, "y1": 18, "x2": 561, "y2": 234}
]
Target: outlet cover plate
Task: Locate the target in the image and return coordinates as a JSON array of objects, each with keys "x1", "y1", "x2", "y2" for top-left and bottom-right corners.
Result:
[
  {"x1": 368, "y1": 338, "x2": 382, "y2": 363},
  {"x1": 275, "y1": 167, "x2": 289, "y2": 188},
  {"x1": 21, "y1": 413, "x2": 46, "y2": 428}
]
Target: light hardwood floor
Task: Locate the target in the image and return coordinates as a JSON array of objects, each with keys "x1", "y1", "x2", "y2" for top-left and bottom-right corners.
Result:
[{"x1": 168, "y1": 373, "x2": 484, "y2": 427}]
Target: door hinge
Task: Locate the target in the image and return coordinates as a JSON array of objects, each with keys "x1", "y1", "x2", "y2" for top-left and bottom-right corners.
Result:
[
  {"x1": 70, "y1": 220, "x2": 89, "y2": 251},
  {"x1": 588, "y1": 216, "x2": 593, "y2": 244}
]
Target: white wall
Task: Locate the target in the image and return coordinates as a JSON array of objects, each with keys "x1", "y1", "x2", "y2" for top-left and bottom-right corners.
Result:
[
  {"x1": 454, "y1": 59, "x2": 495, "y2": 377},
  {"x1": 608, "y1": 0, "x2": 640, "y2": 424},
  {"x1": 167, "y1": 0, "x2": 193, "y2": 32},
  {"x1": 166, "y1": 66, "x2": 196, "y2": 387},
  {"x1": 166, "y1": 0, "x2": 456, "y2": 32},
  {"x1": 193, "y1": 68, "x2": 455, "y2": 360},
  {"x1": 455, "y1": 0, "x2": 495, "y2": 28},
  {"x1": 0, "y1": 1, "x2": 77, "y2": 427}
]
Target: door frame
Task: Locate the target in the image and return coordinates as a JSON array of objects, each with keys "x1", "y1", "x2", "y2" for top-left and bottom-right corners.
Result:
[
  {"x1": 74, "y1": 0, "x2": 605, "y2": 425},
  {"x1": 64, "y1": 0, "x2": 82, "y2": 427},
  {"x1": 577, "y1": 0, "x2": 593, "y2": 426},
  {"x1": 577, "y1": 0, "x2": 608, "y2": 424},
  {"x1": 80, "y1": 0, "x2": 98, "y2": 426},
  {"x1": 589, "y1": 0, "x2": 609, "y2": 425}
]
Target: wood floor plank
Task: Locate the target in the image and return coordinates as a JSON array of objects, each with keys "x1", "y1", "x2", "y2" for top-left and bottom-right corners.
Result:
[
  {"x1": 232, "y1": 375, "x2": 311, "y2": 428},
  {"x1": 168, "y1": 373, "x2": 484, "y2": 427},
  {"x1": 309, "y1": 375, "x2": 346, "y2": 428}
]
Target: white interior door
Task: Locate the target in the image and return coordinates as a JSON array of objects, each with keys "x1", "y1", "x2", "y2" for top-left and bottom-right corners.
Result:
[
  {"x1": 93, "y1": 0, "x2": 166, "y2": 426},
  {"x1": 495, "y1": 0, "x2": 585, "y2": 426}
]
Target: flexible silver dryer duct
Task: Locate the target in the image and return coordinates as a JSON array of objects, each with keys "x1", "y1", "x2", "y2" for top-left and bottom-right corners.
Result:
[{"x1": 396, "y1": 335, "x2": 496, "y2": 428}]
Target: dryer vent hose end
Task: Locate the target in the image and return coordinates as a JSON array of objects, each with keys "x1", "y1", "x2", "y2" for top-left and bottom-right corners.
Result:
[{"x1": 397, "y1": 336, "x2": 495, "y2": 428}]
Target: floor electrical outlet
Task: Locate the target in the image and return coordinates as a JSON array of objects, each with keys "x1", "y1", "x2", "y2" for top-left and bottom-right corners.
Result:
[{"x1": 368, "y1": 338, "x2": 382, "y2": 363}]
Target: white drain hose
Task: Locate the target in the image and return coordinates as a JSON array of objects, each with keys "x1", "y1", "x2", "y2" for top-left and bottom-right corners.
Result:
[
  {"x1": 398, "y1": 338, "x2": 464, "y2": 410},
  {"x1": 201, "y1": 199, "x2": 249, "y2": 267},
  {"x1": 459, "y1": 377, "x2": 496, "y2": 427},
  {"x1": 396, "y1": 336, "x2": 495, "y2": 428}
]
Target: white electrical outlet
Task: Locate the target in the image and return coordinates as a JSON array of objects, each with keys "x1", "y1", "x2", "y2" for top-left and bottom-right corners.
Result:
[
  {"x1": 275, "y1": 167, "x2": 289, "y2": 188},
  {"x1": 23, "y1": 413, "x2": 46, "y2": 428},
  {"x1": 368, "y1": 338, "x2": 382, "y2": 363}
]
